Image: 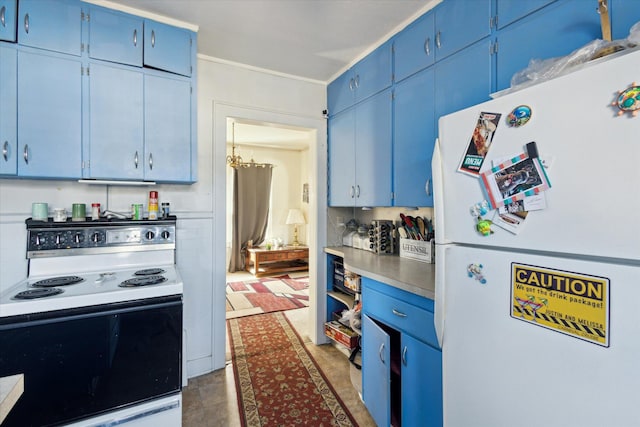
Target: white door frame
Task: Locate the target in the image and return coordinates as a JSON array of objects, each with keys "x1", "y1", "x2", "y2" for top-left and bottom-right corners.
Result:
[{"x1": 212, "y1": 101, "x2": 328, "y2": 369}]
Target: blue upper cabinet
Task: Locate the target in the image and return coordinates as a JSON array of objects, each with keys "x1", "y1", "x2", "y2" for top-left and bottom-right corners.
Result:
[
  {"x1": 393, "y1": 67, "x2": 435, "y2": 207},
  {"x1": 496, "y1": 0, "x2": 556, "y2": 29},
  {"x1": 0, "y1": 0, "x2": 17, "y2": 42},
  {"x1": 610, "y1": 0, "x2": 640, "y2": 40},
  {"x1": 393, "y1": 0, "x2": 490, "y2": 84},
  {"x1": 144, "y1": 74, "x2": 193, "y2": 182},
  {"x1": 328, "y1": 89, "x2": 392, "y2": 207},
  {"x1": 144, "y1": 19, "x2": 193, "y2": 77},
  {"x1": 393, "y1": 11, "x2": 435, "y2": 83},
  {"x1": 88, "y1": 62, "x2": 144, "y2": 180},
  {"x1": 18, "y1": 50, "x2": 82, "y2": 178},
  {"x1": 327, "y1": 41, "x2": 392, "y2": 116},
  {"x1": 89, "y1": 5, "x2": 143, "y2": 67},
  {"x1": 495, "y1": 0, "x2": 602, "y2": 92},
  {"x1": 433, "y1": 0, "x2": 492, "y2": 61},
  {"x1": 0, "y1": 45, "x2": 17, "y2": 175},
  {"x1": 435, "y1": 38, "x2": 492, "y2": 121},
  {"x1": 17, "y1": 0, "x2": 82, "y2": 56}
]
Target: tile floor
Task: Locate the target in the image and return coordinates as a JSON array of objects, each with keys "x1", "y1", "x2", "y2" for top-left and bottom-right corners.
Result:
[{"x1": 182, "y1": 305, "x2": 376, "y2": 426}]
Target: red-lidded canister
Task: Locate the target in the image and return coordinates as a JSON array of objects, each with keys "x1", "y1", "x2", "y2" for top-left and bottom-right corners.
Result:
[
  {"x1": 91, "y1": 203, "x2": 101, "y2": 221},
  {"x1": 148, "y1": 191, "x2": 158, "y2": 220}
]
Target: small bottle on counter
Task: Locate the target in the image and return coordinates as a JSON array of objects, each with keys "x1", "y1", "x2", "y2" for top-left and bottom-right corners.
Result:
[
  {"x1": 161, "y1": 202, "x2": 170, "y2": 219},
  {"x1": 91, "y1": 203, "x2": 101, "y2": 221}
]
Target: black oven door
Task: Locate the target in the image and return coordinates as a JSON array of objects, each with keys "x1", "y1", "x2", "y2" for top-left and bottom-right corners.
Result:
[{"x1": 0, "y1": 295, "x2": 182, "y2": 427}]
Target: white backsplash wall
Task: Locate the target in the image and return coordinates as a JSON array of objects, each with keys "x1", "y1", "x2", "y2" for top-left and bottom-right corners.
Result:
[{"x1": 327, "y1": 206, "x2": 434, "y2": 248}]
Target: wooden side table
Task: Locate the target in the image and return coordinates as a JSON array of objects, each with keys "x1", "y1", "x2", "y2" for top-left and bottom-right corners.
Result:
[{"x1": 245, "y1": 246, "x2": 309, "y2": 277}]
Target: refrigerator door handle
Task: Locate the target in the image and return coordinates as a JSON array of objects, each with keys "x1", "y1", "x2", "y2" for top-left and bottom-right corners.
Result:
[
  {"x1": 434, "y1": 243, "x2": 446, "y2": 348},
  {"x1": 432, "y1": 138, "x2": 446, "y2": 244}
]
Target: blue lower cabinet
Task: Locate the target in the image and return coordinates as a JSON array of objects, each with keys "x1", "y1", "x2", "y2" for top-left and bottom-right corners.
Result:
[{"x1": 362, "y1": 277, "x2": 442, "y2": 426}]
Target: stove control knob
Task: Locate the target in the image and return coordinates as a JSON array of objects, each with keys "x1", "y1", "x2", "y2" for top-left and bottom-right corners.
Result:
[
  {"x1": 161, "y1": 230, "x2": 170, "y2": 240},
  {"x1": 35, "y1": 234, "x2": 44, "y2": 246},
  {"x1": 145, "y1": 230, "x2": 155, "y2": 240},
  {"x1": 73, "y1": 233, "x2": 84, "y2": 244},
  {"x1": 55, "y1": 234, "x2": 63, "y2": 245},
  {"x1": 91, "y1": 232, "x2": 102, "y2": 243}
]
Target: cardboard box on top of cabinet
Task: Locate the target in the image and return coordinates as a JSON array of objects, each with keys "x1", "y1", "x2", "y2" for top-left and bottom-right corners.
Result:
[{"x1": 399, "y1": 238, "x2": 434, "y2": 263}]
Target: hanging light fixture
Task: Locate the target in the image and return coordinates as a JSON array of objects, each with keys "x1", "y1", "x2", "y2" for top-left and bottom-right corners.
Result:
[{"x1": 226, "y1": 122, "x2": 244, "y2": 168}]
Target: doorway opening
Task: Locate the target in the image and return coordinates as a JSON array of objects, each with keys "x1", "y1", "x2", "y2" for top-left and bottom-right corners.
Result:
[{"x1": 224, "y1": 117, "x2": 318, "y2": 346}]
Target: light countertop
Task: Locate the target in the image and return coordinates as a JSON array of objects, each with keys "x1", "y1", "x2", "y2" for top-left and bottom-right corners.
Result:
[
  {"x1": 0, "y1": 374, "x2": 24, "y2": 424},
  {"x1": 325, "y1": 246, "x2": 436, "y2": 300}
]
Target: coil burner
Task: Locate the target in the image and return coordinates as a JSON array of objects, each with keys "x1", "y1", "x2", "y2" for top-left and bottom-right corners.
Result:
[{"x1": 119, "y1": 275, "x2": 168, "y2": 287}]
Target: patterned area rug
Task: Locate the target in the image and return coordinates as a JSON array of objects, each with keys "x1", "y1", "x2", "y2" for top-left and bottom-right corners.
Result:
[
  {"x1": 228, "y1": 312, "x2": 357, "y2": 426},
  {"x1": 226, "y1": 274, "x2": 309, "y2": 319}
]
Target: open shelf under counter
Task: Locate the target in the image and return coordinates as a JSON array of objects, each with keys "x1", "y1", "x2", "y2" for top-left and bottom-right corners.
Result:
[{"x1": 327, "y1": 290, "x2": 355, "y2": 308}]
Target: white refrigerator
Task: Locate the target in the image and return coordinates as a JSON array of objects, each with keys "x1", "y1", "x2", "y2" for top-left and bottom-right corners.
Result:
[{"x1": 433, "y1": 48, "x2": 640, "y2": 427}]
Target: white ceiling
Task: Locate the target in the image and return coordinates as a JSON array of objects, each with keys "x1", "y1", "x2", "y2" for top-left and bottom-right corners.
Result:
[{"x1": 98, "y1": 0, "x2": 438, "y2": 83}]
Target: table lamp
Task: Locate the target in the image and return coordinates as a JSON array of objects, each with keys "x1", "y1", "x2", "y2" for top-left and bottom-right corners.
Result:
[{"x1": 286, "y1": 208, "x2": 306, "y2": 246}]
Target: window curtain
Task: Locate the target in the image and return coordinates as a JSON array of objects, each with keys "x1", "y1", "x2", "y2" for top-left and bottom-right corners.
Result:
[{"x1": 228, "y1": 165, "x2": 273, "y2": 272}]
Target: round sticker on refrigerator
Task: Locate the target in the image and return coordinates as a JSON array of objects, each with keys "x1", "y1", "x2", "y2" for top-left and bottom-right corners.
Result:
[{"x1": 506, "y1": 105, "x2": 532, "y2": 127}]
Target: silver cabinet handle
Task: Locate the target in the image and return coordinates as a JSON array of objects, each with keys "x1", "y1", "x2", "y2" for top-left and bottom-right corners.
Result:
[
  {"x1": 392, "y1": 308, "x2": 407, "y2": 318},
  {"x1": 1, "y1": 6, "x2": 6, "y2": 27},
  {"x1": 134, "y1": 151, "x2": 139, "y2": 168},
  {"x1": 354, "y1": 74, "x2": 360, "y2": 88},
  {"x1": 402, "y1": 346, "x2": 408, "y2": 366},
  {"x1": 350, "y1": 185, "x2": 355, "y2": 198},
  {"x1": 24, "y1": 13, "x2": 29, "y2": 34},
  {"x1": 148, "y1": 153, "x2": 153, "y2": 170},
  {"x1": 133, "y1": 29, "x2": 137, "y2": 46},
  {"x1": 2, "y1": 141, "x2": 8, "y2": 161},
  {"x1": 356, "y1": 185, "x2": 360, "y2": 198},
  {"x1": 23, "y1": 144, "x2": 29, "y2": 164},
  {"x1": 424, "y1": 37, "x2": 431, "y2": 56},
  {"x1": 151, "y1": 29, "x2": 155, "y2": 47},
  {"x1": 435, "y1": 30, "x2": 441, "y2": 49},
  {"x1": 349, "y1": 78, "x2": 354, "y2": 91},
  {"x1": 425, "y1": 178, "x2": 432, "y2": 196},
  {"x1": 378, "y1": 343, "x2": 385, "y2": 363}
]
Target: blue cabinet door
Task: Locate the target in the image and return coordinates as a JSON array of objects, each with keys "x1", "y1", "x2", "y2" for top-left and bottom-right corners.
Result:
[
  {"x1": 435, "y1": 39, "x2": 492, "y2": 123},
  {"x1": 355, "y1": 88, "x2": 392, "y2": 207},
  {"x1": 0, "y1": 45, "x2": 16, "y2": 175},
  {"x1": 401, "y1": 334, "x2": 443, "y2": 427},
  {"x1": 496, "y1": 0, "x2": 557, "y2": 29},
  {"x1": 362, "y1": 314, "x2": 391, "y2": 427},
  {"x1": 393, "y1": 67, "x2": 435, "y2": 207},
  {"x1": 89, "y1": 5, "x2": 142, "y2": 67},
  {"x1": 610, "y1": 0, "x2": 640, "y2": 40},
  {"x1": 434, "y1": 0, "x2": 492, "y2": 61},
  {"x1": 18, "y1": 50, "x2": 81, "y2": 178},
  {"x1": 328, "y1": 108, "x2": 356, "y2": 206},
  {"x1": 394, "y1": 11, "x2": 436, "y2": 83},
  {"x1": 88, "y1": 62, "x2": 143, "y2": 180},
  {"x1": 17, "y1": 0, "x2": 82, "y2": 56},
  {"x1": 144, "y1": 74, "x2": 192, "y2": 182},
  {"x1": 0, "y1": 0, "x2": 16, "y2": 42},
  {"x1": 144, "y1": 19, "x2": 192, "y2": 77},
  {"x1": 327, "y1": 70, "x2": 355, "y2": 117},
  {"x1": 496, "y1": 0, "x2": 602, "y2": 92},
  {"x1": 353, "y1": 40, "x2": 392, "y2": 104}
]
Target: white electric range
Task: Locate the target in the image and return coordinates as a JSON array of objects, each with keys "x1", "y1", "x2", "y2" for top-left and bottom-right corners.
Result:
[{"x1": 0, "y1": 217, "x2": 184, "y2": 427}]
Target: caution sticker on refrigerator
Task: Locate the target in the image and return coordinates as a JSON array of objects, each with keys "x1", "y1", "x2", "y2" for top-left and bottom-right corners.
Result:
[{"x1": 510, "y1": 263, "x2": 610, "y2": 347}]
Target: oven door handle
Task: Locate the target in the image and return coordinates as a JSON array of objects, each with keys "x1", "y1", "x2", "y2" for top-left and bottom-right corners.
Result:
[
  {"x1": 92, "y1": 396, "x2": 181, "y2": 426},
  {"x1": 0, "y1": 296, "x2": 182, "y2": 329}
]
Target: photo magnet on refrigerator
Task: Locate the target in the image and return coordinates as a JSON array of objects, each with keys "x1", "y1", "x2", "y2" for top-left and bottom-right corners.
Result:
[
  {"x1": 506, "y1": 105, "x2": 532, "y2": 127},
  {"x1": 458, "y1": 112, "x2": 502, "y2": 176}
]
